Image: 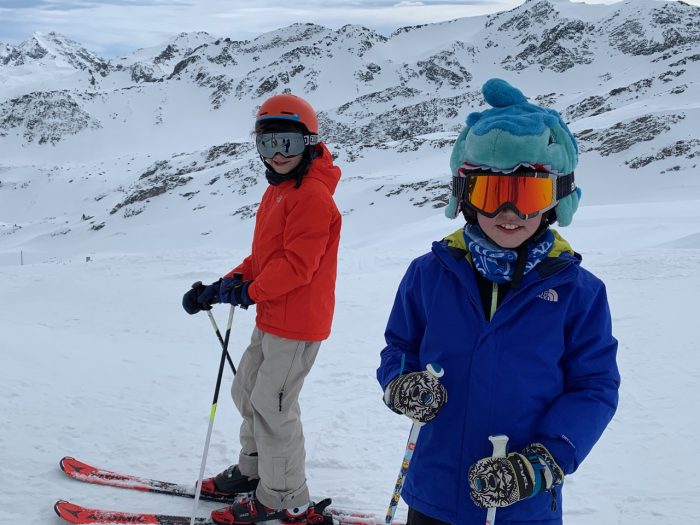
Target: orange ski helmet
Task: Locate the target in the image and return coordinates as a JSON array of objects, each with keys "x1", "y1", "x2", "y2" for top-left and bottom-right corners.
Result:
[{"x1": 256, "y1": 93, "x2": 319, "y2": 135}]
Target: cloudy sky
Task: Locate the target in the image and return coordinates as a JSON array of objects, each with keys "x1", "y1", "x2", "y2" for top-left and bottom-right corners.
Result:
[{"x1": 0, "y1": 0, "x2": 698, "y2": 57}]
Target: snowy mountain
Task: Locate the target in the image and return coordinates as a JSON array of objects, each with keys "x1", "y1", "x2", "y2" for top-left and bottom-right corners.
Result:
[
  {"x1": 0, "y1": 32, "x2": 109, "y2": 74},
  {"x1": 0, "y1": 0, "x2": 698, "y2": 261}
]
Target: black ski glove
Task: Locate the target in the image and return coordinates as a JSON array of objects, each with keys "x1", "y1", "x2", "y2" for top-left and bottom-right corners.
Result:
[
  {"x1": 219, "y1": 278, "x2": 255, "y2": 308},
  {"x1": 383, "y1": 370, "x2": 447, "y2": 423},
  {"x1": 468, "y1": 443, "x2": 564, "y2": 508},
  {"x1": 182, "y1": 279, "x2": 222, "y2": 315}
]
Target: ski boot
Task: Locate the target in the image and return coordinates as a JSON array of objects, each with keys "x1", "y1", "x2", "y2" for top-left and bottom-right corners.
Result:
[
  {"x1": 211, "y1": 494, "x2": 331, "y2": 525},
  {"x1": 199, "y1": 465, "x2": 260, "y2": 500}
]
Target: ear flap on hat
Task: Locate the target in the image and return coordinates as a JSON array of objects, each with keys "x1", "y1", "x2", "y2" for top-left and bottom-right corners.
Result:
[
  {"x1": 555, "y1": 187, "x2": 582, "y2": 227},
  {"x1": 446, "y1": 127, "x2": 471, "y2": 219},
  {"x1": 444, "y1": 195, "x2": 460, "y2": 219},
  {"x1": 449, "y1": 126, "x2": 470, "y2": 178}
]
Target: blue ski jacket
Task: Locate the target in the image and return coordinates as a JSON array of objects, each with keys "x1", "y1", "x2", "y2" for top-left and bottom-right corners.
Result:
[{"x1": 377, "y1": 228, "x2": 619, "y2": 525}]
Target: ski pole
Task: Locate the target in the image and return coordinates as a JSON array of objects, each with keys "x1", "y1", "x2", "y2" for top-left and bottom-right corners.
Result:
[
  {"x1": 189, "y1": 274, "x2": 242, "y2": 525},
  {"x1": 205, "y1": 310, "x2": 237, "y2": 375},
  {"x1": 485, "y1": 434, "x2": 509, "y2": 525},
  {"x1": 190, "y1": 303, "x2": 235, "y2": 525},
  {"x1": 191, "y1": 280, "x2": 237, "y2": 375},
  {"x1": 385, "y1": 363, "x2": 444, "y2": 525}
]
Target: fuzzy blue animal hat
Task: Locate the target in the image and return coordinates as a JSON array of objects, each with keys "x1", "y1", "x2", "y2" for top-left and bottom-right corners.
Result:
[{"x1": 446, "y1": 78, "x2": 581, "y2": 226}]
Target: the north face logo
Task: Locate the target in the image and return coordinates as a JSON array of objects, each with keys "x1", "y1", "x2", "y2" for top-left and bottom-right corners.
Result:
[{"x1": 537, "y1": 289, "x2": 559, "y2": 302}]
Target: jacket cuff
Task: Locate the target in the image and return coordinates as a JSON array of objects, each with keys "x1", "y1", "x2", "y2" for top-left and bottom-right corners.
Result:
[
  {"x1": 240, "y1": 281, "x2": 255, "y2": 306},
  {"x1": 535, "y1": 436, "x2": 576, "y2": 475}
]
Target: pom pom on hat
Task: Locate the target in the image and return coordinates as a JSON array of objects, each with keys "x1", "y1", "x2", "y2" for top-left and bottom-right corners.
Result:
[{"x1": 483, "y1": 78, "x2": 528, "y2": 107}]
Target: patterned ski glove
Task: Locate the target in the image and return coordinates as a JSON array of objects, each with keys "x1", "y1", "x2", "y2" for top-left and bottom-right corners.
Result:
[
  {"x1": 468, "y1": 443, "x2": 564, "y2": 508},
  {"x1": 383, "y1": 371, "x2": 447, "y2": 423}
]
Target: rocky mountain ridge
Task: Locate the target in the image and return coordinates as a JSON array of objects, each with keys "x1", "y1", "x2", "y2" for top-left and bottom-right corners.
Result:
[{"x1": 0, "y1": 0, "x2": 698, "y2": 257}]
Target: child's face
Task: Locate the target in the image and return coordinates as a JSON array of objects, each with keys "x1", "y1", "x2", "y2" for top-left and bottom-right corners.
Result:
[
  {"x1": 266, "y1": 153, "x2": 304, "y2": 175},
  {"x1": 477, "y1": 209, "x2": 543, "y2": 249}
]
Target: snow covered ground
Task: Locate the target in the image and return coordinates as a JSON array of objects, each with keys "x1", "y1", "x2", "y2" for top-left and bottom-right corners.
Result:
[{"x1": 1, "y1": 194, "x2": 699, "y2": 524}]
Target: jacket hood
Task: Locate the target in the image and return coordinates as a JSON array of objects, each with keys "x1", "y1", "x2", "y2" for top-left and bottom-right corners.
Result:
[{"x1": 306, "y1": 143, "x2": 341, "y2": 194}]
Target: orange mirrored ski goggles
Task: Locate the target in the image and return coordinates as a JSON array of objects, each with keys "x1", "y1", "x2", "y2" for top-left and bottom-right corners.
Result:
[{"x1": 454, "y1": 170, "x2": 576, "y2": 220}]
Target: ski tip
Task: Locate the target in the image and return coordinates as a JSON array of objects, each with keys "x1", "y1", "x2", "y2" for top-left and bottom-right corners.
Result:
[
  {"x1": 60, "y1": 456, "x2": 96, "y2": 477},
  {"x1": 59, "y1": 456, "x2": 73, "y2": 469},
  {"x1": 54, "y1": 500, "x2": 74, "y2": 520}
]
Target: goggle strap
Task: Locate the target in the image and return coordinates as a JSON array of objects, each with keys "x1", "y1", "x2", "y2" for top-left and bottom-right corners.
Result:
[
  {"x1": 305, "y1": 134, "x2": 319, "y2": 146},
  {"x1": 555, "y1": 173, "x2": 576, "y2": 200},
  {"x1": 452, "y1": 175, "x2": 469, "y2": 199}
]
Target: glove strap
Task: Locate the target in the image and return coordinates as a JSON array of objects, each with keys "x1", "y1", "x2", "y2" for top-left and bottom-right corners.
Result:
[
  {"x1": 526, "y1": 453, "x2": 546, "y2": 497},
  {"x1": 522, "y1": 443, "x2": 564, "y2": 497}
]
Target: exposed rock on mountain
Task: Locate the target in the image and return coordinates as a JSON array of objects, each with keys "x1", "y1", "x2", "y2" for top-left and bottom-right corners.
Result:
[
  {"x1": 0, "y1": 90, "x2": 101, "y2": 144},
  {"x1": 625, "y1": 139, "x2": 700, "y2": 169},
  {"x1": 564, "y1": 79, "x2": 654, "y2": 120},
  {"x1": 417, "y1": 49, "x2": 473, "y2": 87},
  {"x1": 577, "y1": 114, "x2": 686, "y2": 156},
  {"x1": 502, "y1": 19, "x2": 596, "y2": 72},
  {"x1": 110, "y1": 159, "x2": 194, "y2": 217},
  {"x1": 606, "y1": 1, "x2": 700, "y2": 56}
]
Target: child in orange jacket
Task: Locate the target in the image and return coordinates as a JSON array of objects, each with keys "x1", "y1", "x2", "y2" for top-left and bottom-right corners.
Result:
[{"x1": 183, "y1": 94, "x2": 341, "y2": 525}]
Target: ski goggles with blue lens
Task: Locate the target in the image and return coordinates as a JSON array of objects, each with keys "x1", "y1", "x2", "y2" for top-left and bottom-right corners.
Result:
[
  {"x1": 454, "y1": 169, "x2": 576, "y2": 220},
  {"x1": 255, "y1": 132, "x2": 319, "y2": 158}
]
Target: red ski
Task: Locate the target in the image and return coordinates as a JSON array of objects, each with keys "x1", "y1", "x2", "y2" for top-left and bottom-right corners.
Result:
[
  {"x1": 53, "y1": 499, "x2": 387, "y2": 525},
  {"x1": 60, "y1": 456, "x2": 226, "y2": 502},
  {"x1": 58, "y1": 457, "x2": 395, "y2": 525},
  {"x1": 54, "y1": 499, "x2": 206, "y2": 525}
]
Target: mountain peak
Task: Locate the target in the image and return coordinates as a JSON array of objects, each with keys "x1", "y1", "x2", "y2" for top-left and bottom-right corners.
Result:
[
  {"x1": 3, "y1": 31, "x2": 110, "y2": 75},
  {"x1": 485, "y1": 0, "x2": 560, "y2": 31},
  {"x1": 26, "y1": 31, "x2": 86, "y2": 57},
  {"x1": 250, "y1": 22, "x2": 330, "y2": 51}
]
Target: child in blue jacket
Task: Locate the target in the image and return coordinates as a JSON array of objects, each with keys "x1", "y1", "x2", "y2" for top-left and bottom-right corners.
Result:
[{"x1": 377, "y1": 78, "x2": 620, "y2": 525}]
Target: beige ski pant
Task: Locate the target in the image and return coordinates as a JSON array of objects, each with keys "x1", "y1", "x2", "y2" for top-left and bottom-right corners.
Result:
[{"x1": 231, "y1": 327, "x2": 321, "y2": 510}]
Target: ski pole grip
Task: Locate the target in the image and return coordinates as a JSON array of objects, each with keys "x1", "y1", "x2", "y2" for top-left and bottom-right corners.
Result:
[
  {"x1": 485, "y1": 434, "x2": 509, "y2": 525},
  {"x1": 416, "y1": 364, "x2": 445, "y2": 426},
  {"x1": 426, "y1": 363, "x2": 444, "y2": 379},
  {"x1": 488, "y1": 434, "x2": 509, "y2": 458}
]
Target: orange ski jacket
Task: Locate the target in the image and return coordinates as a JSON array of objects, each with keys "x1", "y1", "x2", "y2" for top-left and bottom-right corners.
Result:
[{"x1": 226, "y1": 144, "x2": 341, "y2": 341}]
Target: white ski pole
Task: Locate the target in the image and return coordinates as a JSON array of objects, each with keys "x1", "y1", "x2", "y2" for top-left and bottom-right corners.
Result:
[
  {"x1": 485, "y1": 434, "x2": 509, "y2": 525},
  {"x1": 385, "y1": 363, "x2": 444, "y2": 525},
  {"x1": 190, "y1": 303, "x2": 236, "y2": 525}
]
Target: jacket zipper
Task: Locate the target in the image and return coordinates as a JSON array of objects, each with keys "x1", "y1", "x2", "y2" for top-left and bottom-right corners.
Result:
[{"x1": 489, "y1": 281, "x2": 498, "y2": 321}]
